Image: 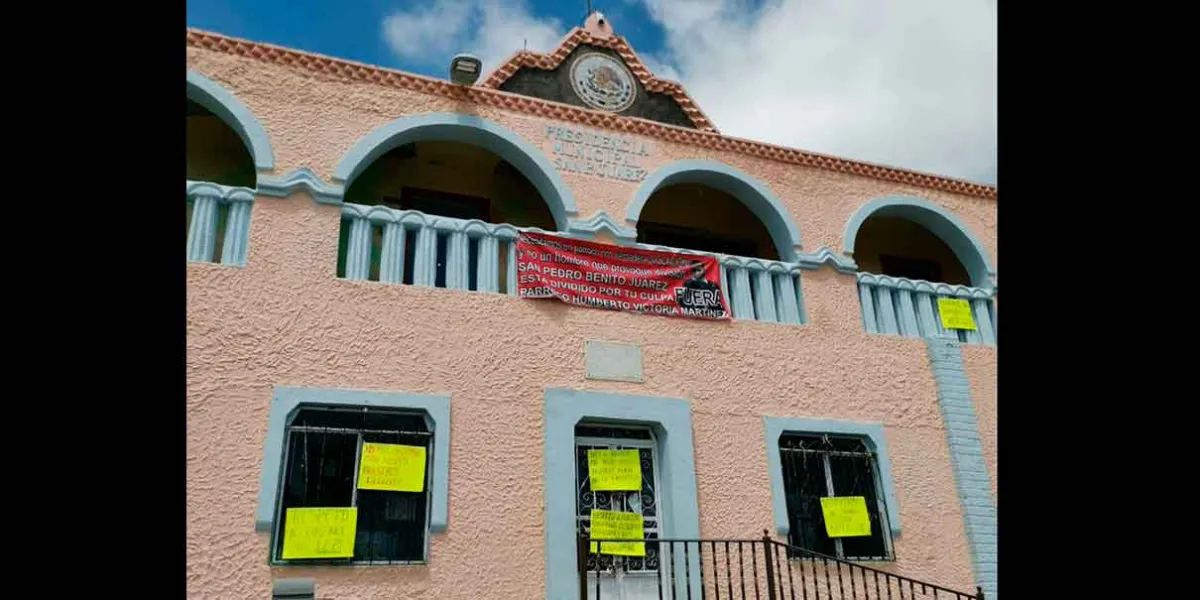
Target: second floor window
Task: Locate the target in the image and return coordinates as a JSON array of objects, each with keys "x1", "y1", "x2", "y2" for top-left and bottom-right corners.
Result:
[
  {"x1": 272, "y1": 407, "x2": 433, "y2": 565},
  {"x1": 778, "y1": 433, "x2": 894, "y2": 561}
]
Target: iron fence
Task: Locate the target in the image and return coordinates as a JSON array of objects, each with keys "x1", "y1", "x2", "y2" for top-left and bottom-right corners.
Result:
[{"x1": 578, "y1": 531, "x2": 982, "y2": 600}]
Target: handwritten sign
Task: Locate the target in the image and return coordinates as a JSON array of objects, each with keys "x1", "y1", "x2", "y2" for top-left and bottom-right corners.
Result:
[
  {"x1": 545, "y1": 125, "x2": 652, "y2": 182},
  {"x1": 587, "y1": 449, "x2": 642, "y2": 491},
  {"x1": 589, "y1": 509, "x2": 646, "y2": 556},
  {"x1": 281, "y1": 507, "x2": 358, "y2": 559},
  {"x1": 937, "y1": 298, "x2": 977, "y2": 331},
  {"x1": 819, "y1": 496, "x2": 872, "y2": 538},
  {"x1": 358, "y1": 443, "x2": 426, "y2": 492}
]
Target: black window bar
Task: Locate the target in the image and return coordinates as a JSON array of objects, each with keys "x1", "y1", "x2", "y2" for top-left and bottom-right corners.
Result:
[
  {"x1": 272, "y1": 407, "x2": 433, "y2": 565},
  {"x1": 778, "y1": 433, "x2": 893, "y2": 561}
]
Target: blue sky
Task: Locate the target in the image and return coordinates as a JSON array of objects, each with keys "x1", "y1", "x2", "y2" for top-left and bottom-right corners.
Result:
[
  {"x1": 187, "y1": 0, "x2": 997, "y2": 185},
  {"x1": 187, "y1": 0, "x2": 674, "y2": 79}
]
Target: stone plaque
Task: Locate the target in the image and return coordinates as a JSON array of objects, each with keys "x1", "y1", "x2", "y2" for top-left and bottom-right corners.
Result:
[{"x1": 585, "y1": 340, "x2": 644, "y2": 383}]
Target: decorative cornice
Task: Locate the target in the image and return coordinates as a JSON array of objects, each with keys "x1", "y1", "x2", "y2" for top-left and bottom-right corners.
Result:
[
  {"x1": 258, "y1": 167, "x2": 344, "y2": 205},
  {"x1": 795, "y1": 247, "x2": 858, "y2": 274},
  {"x1": 186, "y1": 29, "x2": 997, "y2": 200},
  {"x1": 717, "y1": 255, "x2": 803, "y2": 274},
  {"x1": 566, "y1": 211, "x2": 637, "y2": 241},
  {"x1": 481, "y1": 28, "x2": 717, "y2": 133},
  {"x1": 186, "y1": 180, "x2": 255, "y2": 203},
  {"x1": 856, "y1": 272, "x2": 995, "y2": 299}
]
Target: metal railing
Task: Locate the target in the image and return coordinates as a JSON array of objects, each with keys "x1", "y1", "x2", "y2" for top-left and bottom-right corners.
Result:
[
  {"x1": 338, "y1": 204, "x2": 805, "y2": 325},
  {"x1": 579, "y1": 531, "x2": 982, "y2": 600},
  {"x1": 856, "y1": 273, "x2": 996, "y2": 346}
]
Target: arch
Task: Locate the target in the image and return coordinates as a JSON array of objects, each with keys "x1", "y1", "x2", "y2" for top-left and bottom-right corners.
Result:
[
  {"x1": 186, "y1": 70, "x2": 275, "y2": 173},
  {"x1": 627, "y1": 160, "x2": 802, "y2": 262},
  {"x1": 333, "y1": 113, "x2": 577, "y2": 231},
  {"x1": 843, "y1": 195, "x2": 995, "y2": 288}
]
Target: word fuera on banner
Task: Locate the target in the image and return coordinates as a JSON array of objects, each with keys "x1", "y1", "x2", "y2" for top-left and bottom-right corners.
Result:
[
  {"x1": 587, "y1": 448, "x2": 642, "y2": 491},
  {"x1": 819, "y1": 496, "x2": 872, "y2": 538},
  {"x1": 281, "y1": 507, "x2": 358, "y2": 560},
  {"x1": 515, "y1": 232, "x2": 729, "y2": 320},
  {"x1": 357, "y1": 443, "x2": 426, "y2": 492},
  {"x1": 589, "y1": 509, "x2": 646, "y2": 556}
]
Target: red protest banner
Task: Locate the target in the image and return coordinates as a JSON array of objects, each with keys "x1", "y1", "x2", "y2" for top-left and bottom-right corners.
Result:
[{"x1": 515, "y1": 232, "x2": 730, "y2": 320}]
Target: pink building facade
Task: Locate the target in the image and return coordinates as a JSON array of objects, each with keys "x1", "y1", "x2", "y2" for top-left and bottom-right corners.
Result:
[{"x1": 186, "y1": 14, "x2": 997, "y2": 600}]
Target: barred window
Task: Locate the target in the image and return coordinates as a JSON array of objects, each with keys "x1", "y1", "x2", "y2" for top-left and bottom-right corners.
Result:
[
  {"x1": 779, "y1": 433, "x2": 894, "y2": 561},
  {"x1": 575, "y1": 424, "x2": 661, "y2": 578},
  {"x1": 272, "y1": 407, "x2": 433, "y2": 565}
]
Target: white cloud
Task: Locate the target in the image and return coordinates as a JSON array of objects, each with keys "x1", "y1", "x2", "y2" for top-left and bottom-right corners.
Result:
[
  {"x1": 636, "y1": 51, "x2": 683, "y2": 83},
  {"x1": 382, "y1": 0, "x2": 566, "y2": 74},
  {"x1": 381, "y1": 0, "x2": 473, "y2": 64},
  {"x1": 381, "y1": 0, "x2": 996, "y2": 184},
  {"x1": 634, "y1": 0, "x2": 997, "y2": 184}
]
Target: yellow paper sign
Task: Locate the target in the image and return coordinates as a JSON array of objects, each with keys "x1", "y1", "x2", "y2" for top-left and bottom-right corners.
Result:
[
  {"x1": 281, "y1": 507, "x2": 358, "y2": 559},
  {"x1": 358, "y1": 443, "x2": 426, "y2": 492},
  {"x1": 589, "y1": 509, "x2": 646, "y2": 556},
  {"x1": 820, "y1": 496, "x2": 872, "y2": 538},
  {"x1": 587, "y1": 449, "x2": 642, "y2": 491},
  {"x1": 937, "y1": 298, "x2": 977, "y2": 331}
]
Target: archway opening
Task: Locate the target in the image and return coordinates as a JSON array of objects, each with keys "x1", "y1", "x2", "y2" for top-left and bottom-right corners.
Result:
[
  {"x1": 853, "y1": 216, "x2": 971, "y2": 286},
  {"x1": 186, "y1": 99, "x2": 256, "y2": 188},
  {"x1": 339, "y1": 140, "x2": 558, "y2": 287},
  {"x1": 635, "y1": 183, "x2": 781, "y2": 261},
  {"x1": 186, "y1": 99, "x2": 257, "y2": 263}
]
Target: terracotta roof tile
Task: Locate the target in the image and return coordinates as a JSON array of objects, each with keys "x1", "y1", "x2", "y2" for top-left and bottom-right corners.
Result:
[{"x1": 186, "y1": 28, "x2": 997, "y2": 200}]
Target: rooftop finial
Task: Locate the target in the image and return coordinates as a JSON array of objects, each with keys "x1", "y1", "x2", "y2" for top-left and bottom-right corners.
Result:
[{"x1": 584, "y1": 10, "x2": 614, "y2": 39}]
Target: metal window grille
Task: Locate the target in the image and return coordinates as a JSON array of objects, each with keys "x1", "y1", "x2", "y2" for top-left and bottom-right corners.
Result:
[
  {"x1": 574, "y1": 424, "x2": 662, "y2": 578},
  {"x1": 272, "y1": 407, "x2": 434, "y2": 565},
  {"x1": 778, "y1": 433, "x2": 894, "y2": 561}
]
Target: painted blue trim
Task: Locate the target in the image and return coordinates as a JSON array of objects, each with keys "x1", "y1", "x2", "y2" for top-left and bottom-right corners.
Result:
[
  {"x1": 332, "y1": 113, "x2": 577, "y2": 231},
  {"x1": 855, "y1": 273, "x2": 997, "y2": 345},
  {"x1": 258, "y1": 167, "x2": 344, "y2": 205},
  {"x1": 544, "y1": 388, "x2": 702, "y2": 600},
  {"x1": 795, "y1": 246, "x2": 859, "y2": 274},
  {"x1": 255, "y1": 386, "x2": 452, "y2": 534},
  {"x1": 925, "y1": 339, "x2": 997, "y2": 598},
  {"x1": 843, "y1": 195, "x2": 996, "y2": 288},
  {"x1": 763, "y1": 416, "x2": 902, "y2": 539},
  {"x1": 187, "y1": 70, "x2": 276, "y2": 173},
  {"x1": 627, "y1": 160, "x2": 802, "y2": 262},
  {"x1": 186, "y1": 180, "x2": 255, "y2": 266},
  {"x1": 566, "y1": 210, "x2": 638, "y2": 243}
]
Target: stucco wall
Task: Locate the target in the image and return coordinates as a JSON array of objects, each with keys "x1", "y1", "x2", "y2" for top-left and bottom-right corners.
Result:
[
  {"x1": 187, "y1": 197, "x2": 984, "y2": 599},
  {"x1": 186, "y1": 45, "x2": 996, "y2": 600},
  {"x1": 961, "y1": 346, "x2": 998, "y2": 497},
  {"x1": 184, "y1": 47, "x2": 997, "y2": 269}
]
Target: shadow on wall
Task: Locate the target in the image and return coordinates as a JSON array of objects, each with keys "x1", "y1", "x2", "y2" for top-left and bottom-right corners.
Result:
[
  {"x1": 187, "y1": 99, "x2": 255, "y2": 188},
  {"x1": 636, "y1": 182, "x2": 780, "y2": 260},
  {"x1": 853, "y1": 216, "x2": 971, "y2": 286}
]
